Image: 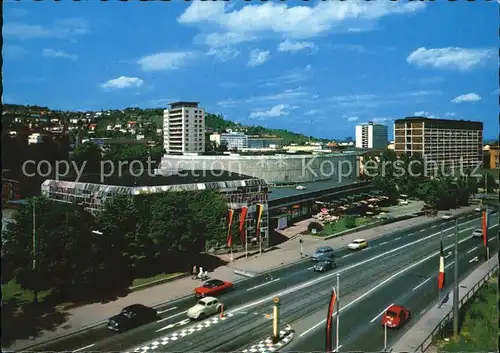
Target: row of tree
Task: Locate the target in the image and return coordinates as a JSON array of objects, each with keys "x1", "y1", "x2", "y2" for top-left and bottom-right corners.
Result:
[
  {"x1": 2, "y1": 191, "x2": 228, "y2": 301},
  {"x1": 363, "y1": 150, "x2": 496, "y2": 210}
]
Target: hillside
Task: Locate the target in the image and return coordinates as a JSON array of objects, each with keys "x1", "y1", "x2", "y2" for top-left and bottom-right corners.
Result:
[{"x1": 2, "y1": 104, "x2": 325, "y2": 144}]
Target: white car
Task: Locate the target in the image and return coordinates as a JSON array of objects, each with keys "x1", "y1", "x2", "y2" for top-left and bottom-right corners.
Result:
[
  {"x1": 441, "y1": 213, "x2": 454, "y2": 220},
  {"x1": 187, "y1": 296, "x2": 223, "y2": 320},
  {"x1": 472, "y1": 229, "x2": 483, "y2": 238},
  {"x1": 347, "y1": 239, "x2": 368, "y2": 250}
]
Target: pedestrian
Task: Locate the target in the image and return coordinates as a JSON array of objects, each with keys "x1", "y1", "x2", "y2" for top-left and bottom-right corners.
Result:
[
  {"x1": 192, "y1": 265, "x2": 197, "y2": 277},
  {"x1": 299, "y1": 237, "x2": 304, "y2": 257},
  {"x1": 198, "y1": 266, "x2": 204, "y2": 279}
]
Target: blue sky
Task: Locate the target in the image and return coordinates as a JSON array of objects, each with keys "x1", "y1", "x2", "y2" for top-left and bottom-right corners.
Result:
[{"x1": 3, "y1": 1, "x2": 498, "y2": 139}]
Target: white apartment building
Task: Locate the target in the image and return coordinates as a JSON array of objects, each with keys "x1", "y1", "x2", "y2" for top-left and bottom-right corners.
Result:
[
  {"x1": 220, "y1": 132, "x2": 248, "y2": 150},
  {"x1": 163, "y1": 102, "x2": 205, "y2": 155},
  {"x1": 355, "y1": 122, "x2": 388, "y2": 149}
]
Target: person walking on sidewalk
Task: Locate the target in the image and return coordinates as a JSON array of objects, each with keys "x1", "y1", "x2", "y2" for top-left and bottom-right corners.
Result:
[{"x1": 299, "y1": 237, "x2": 304, "y2": 258}]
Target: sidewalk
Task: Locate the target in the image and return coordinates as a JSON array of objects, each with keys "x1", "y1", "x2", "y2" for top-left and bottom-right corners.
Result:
[
  {"x1": 390, "y1": 253, "x2": 499, "y2": 353},
  {"x1": 7, "y1": 206, "x2": 476, "y2": 351}
]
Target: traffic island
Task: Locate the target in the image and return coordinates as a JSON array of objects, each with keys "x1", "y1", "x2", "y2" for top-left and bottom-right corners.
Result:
[{"x1": 242, "y1": 325, "x2": 294, "y2": 353}]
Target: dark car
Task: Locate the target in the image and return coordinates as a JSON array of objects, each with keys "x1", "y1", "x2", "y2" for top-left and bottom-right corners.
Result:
[
  {"x1": 313, "y1": 259, "x2": 336, "y2": 272},
  {"x1": 107, "y1": 304, "x2": 158, "y2": 332}
]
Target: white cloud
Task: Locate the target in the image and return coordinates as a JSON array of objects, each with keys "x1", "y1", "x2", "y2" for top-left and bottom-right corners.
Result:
[
  {"x1": 346, "y1": 116, "x2": 359, "y2": 122},
  {"x1": 451, "y1": 93, "x2": 481, "y2": 103},
  {"x1": 414, "y1": 111, "x2": 439, "y2": 119},
  {"x1": 278, "y1": 40, "x2": 316, "y2": 53},
  {"x1": 249, "y1": 104, "x2": 289, "y2": 119},
  {"x1": 207, "y1": 47, "x2": 240, "y2": 62},
  {"x1": 444, "y1": 112, "x2": 456, "y2": 117},
  {"x1": 407, "y1": 47, "x2": 494, "y2": 71},
  {"x1": 304, "y1": 109, "x2": 322, "y2": 116},
  {"x1": 178, "y1": 1, "x2": 425, "y2": 41},
  {"x1": 100, "y1": 76, "x2": 144, "y2": 90},
  {"x1": 248, "y1": 49, "x2": 270, "y2": 67},
  {"x1": 42, "y1": 48, "x2": 78, "y2": 61},
  {"x1": 137, "y1": 51, "x2": 196, "y2": 71},
  {"x1": 218, "y1": 87, "x2": 308, "y2": 107},
  {"x1": 372, "y1": 117, "x2": 394, "y2": 123},
  {"x1": 4, "y1": 18, "x2": 89, "y2": 40},
  {"x1": 258, "y1": 65, "x2": 312, "y2": 87}
]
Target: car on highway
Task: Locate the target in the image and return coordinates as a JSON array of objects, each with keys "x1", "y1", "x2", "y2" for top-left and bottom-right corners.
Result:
[
  {"x1": 441, "y1": 213, "x2": 454, "y2": 220},
  {"x1": 194, "y1": 279, "x2": 233, "y2": 298},
  {"x1": 107, "y1": 304, "x2": 158, "y2": 332},
  {"x1": 474, "y1": 207, "x2": 482, "y2": 212},
  {"x1": 472, "y1": 229, "x2": 483, "y2": 238},
  {"x1": 313, "y1": 259, "x2": 336, "y2": 272},
  {"x1": 381, "y1": 304, "x2": 411, "y2": 328},
  {"x1": 347, "y1": 239, "x2": 368, "y2": 250},
  {"x1": 187, "y1": 296, "x2": 223, "y2": 320},
  {"x1": 312, "y1": 246, "x2": 335, "y2": 261}
]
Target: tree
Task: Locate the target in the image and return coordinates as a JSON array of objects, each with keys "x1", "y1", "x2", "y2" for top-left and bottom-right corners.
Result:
[
  {"x1": 344, "y1": 215, "x2": 356, "y2": 229},
  {"x1": 70, "y1": 142, "x2": 102, "y2": 174},
  {"x1": 2, "y1": 197, "x2": 98, "y2": 300},
  {"x1": 307, "y1": 221, "x2": 323, "y2": 233}
]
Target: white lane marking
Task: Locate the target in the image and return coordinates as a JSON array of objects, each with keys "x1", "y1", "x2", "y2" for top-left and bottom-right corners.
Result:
[
  {"x1": 156, "y1": 310, "x2": 187, "y2": 323},
  {"x1": 445, "y1": 252, "x2": 452, "y2": 259},
  {"x1": 307, "y1": 266, "x2": 314, "y2": 270},
  {"x1": 413, "y1": 277, "x2": 431, "y2": 291},
  {"x1": 445, "y1": 261, "x2": 454, "y2": 269},
  {"x1": 343, "y1": 253, "x2": 353, "y2": 258},
  {"x1": 447, "y1": 234, "x2": 453, "y2": 238},
  {"x1": 395, "y1": 237, "x2": 401, "y2": 240},
  {"x1": 156, "y1": 318, "x2": 190, "y2": 332},
  {"x1": 370, "y1": 303, "x2": 394, "y2": 323},
  {"x1": 466, "y1": 247, "x2": 477, "y2": 254},
  {"x1": 380, "y1": 241, "x2": 389, "y2": 245},
  {"x1": 333, "y1": 345, "x2": 343, "y2": 352},
  {"x1": 298, "y1": 223, "x2": 498, "y2": 338},
  {"x1": 228, "y1": 220, "x2": 491, "y2": 317},
  {"x1": 408, "y1": 232, "x2": 414, "y2": 235},
  {"x1": 469, "y1": 256, "x2": 479, "y2": 263},
  {"x1": 157, "y1": 307, "x2": 177, "y2": 314},
  {"x1": 247, "y1": 278, "x2": 281, "y2": 291},
  {"x1": 73, "y1": 344, "x2": 95, "y2": 352},
  {"x1": 431, "y1": 225, "x2": 437, "y2": 228}
]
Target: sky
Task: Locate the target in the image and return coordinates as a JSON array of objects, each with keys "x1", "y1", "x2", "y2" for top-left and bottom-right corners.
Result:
[{"x1": 3, "y1": 0, "x2": 498, "y2": 140}]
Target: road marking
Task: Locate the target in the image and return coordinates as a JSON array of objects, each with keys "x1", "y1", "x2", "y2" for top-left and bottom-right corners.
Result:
[
  {"x1": 343, "y1": 253, "x2": 353, "y2": 258},
  {"x1": 431, "y1": 225, "x2": 437, "y2": 228},
  {"x1": 247, "y1": 278, "x2": 281, "y2": 291},
  {"x1": 228, "y1": 220, "x2": 493, "y2": 317},
  {"x1": 394, "y1": 237, "x2": 401, "y2": 240},
  {"x1": 445, "y1": 252, "x2": 452, "y2": 259},
  {"x1": 370, "y1": 303, "x2": 394, "y2": 323},
  {"x1": 156, "y1": 310, "x2": 187, "y2": 323},
  {"x1": 466, "y1": 247, "x2": 477, "y2": 254},
  {"x1": 445, "y1": 261, "x2": 454, "y2": 269},
  {"x1": 73, "y1": 344, "x2": 95, "y2": 352},
  {"x1": 307, "y1": 266, "x2": 314, "y2": 270},
  {"x1": 333, "y1": 345, "x2": 343, "y2": 352},
  {"x1": 380, "y1": 241, "x2": 389, "y2": 245},
  {"x1": 413, "y1": 277, "x2": 431, "y2": 291},
  {"x1": 447, "y1": 234, "x2": 453, "y2": 238},
  {"x1": 298, "y1": 223, "x2": 498, "y2": 338},
  {"x1": 469, "y1": 256, "x2": 479, "y2": 263},
  {"x1": 156, "y1": 318, "x2": 190, "y2": 332},
  {"x1": 157, "y1": 307, "x2": 177, "y2": 314}
]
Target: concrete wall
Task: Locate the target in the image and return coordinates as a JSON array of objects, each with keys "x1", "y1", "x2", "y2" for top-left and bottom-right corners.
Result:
[{"x1": 157, "y1": 153, "x2": 360, "y2": 184}]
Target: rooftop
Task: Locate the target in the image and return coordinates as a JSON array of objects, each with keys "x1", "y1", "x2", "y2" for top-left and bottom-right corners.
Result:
[
  {"x1": 52, "y1": 170, "x2": 261, "y2": 187},
  {"x1": 168, "y1": 101, "x2": 200, "y2": 109},
  {"x1": 269, "y1": 179, "x2": 366, "y2": 200},
  {"x1": 395, "y1": 116, "x2": 483, "y2": 126}
]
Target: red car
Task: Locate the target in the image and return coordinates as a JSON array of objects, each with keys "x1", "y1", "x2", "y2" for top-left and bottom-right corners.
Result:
[
  {"x1": 194, "y1": 279, "x2": 233, "y2": 298},
  {"x1": 381, "y1": 305, "x2": 411, "y2": 328}
]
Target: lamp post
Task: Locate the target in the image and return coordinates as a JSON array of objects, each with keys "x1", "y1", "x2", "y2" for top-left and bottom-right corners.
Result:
[{"x1": 272, "y1": 297, "x2": 280, "y2": 344}]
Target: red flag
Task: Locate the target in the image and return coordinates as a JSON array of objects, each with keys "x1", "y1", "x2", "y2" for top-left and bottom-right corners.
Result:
[
  {"x1": 227, "y1": 209, "x2": 234, "y2": 248},
  {"x1": 325, "y1": 287, "x2": 337, "y2": 352},
  {"x1": 482, "y1": 210, "x2": 488, "y2": 248},
  {"x1": 255, "y1": 204, "x2": 264, "y2": 239},
  {"x1": 438, "y1": 240, "x2": 445, "y2": 289},
  {"x1": 239, "y1": 207, "x2": 248, "y2": 245}
]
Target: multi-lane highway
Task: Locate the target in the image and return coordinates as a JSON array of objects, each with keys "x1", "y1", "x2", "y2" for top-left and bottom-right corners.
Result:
[{"x1": 30, "y1": 212, "x2": 496, "y2": 353}]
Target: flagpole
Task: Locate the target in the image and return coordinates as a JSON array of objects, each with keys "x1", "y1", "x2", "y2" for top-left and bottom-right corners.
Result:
[
  {"x1": 230, "y1": 247, "x2": 233, "y2": 262},
  {"x1": 452, "y1": 218, "x2": 459, "y2": 336},
  {"x1": 259, "y1": 233, "x2": 262, "y2": 256},
  {"x1": 245, "y1": 228, "x2": 248, "y2": 258},
  {"x1": 438, "y1": 227, "x2": 443, "y2": 304},
  {"x1": 335, "y1": 273, "x2": 340, "y2": 352},
  {"x1": 384, "y1": 323, "x2": 387, "y2": 351}
]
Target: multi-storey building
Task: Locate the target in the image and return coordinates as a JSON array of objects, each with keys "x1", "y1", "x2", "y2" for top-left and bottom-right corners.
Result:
[
  {"x1": 247, "y1": 136, "x2": 283, "y2": 149},
  {"x1": 393, "y1": 117, "x2": 483, "y2": 173},
  {"x1": 163, "y1": 102, "x2": 205, "y2": 155},
  {"x1": 220, "y1": 132, "x2": 248, "y2": 150},
  {"x1": 355, "y1": 122, "x2": 388, "y2": 149}
]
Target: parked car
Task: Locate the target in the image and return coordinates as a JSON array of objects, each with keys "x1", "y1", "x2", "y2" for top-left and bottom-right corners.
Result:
[
  {"x1": 107, "y1": 304, "x2": 158, "y2": 332},
  {"x1": 313, "y1": 259, "x2": 336, "y2": 272},
  {"x1": 441, "y1": 213, "x2": 454, "y2": 220},
  {"x1": 312, "y1": 246, "x2": 335, "y2": 261},
  {"x1": 381, "y1": 304, "x2": 411, "y2": 328},
  {"x1": 347, "y1": 239, "x2": 368, "y2": 250},
  {"x1": 187, "y1": 296, "x2": 223, "y2": 320},
  {"x1": 194, "y1": 279, "x2": 233, "y2": 298},
  {"x1": 472, "y1": 229, "x2": 483, "y2": 238}
]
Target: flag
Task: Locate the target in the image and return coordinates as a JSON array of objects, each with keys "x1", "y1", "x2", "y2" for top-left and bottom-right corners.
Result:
[
  {"x1": 226, "y1": 209, "x2": 234, "y2": 248},
  {"x1": 255, "y1": 204, "x2": 264, "y2": 239},
  {"x1": 239, "y1": 206, "x2": 248, "y2": 245},
  {"x1": 438, "y1": 240, "x2": 445, "y2": 289},
  {"x1": 482, "y1": 210, "x2": 489, "y2": 248},
  {"x1": 325, "y1": 286, "x2": 337, "y2": 352}
]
